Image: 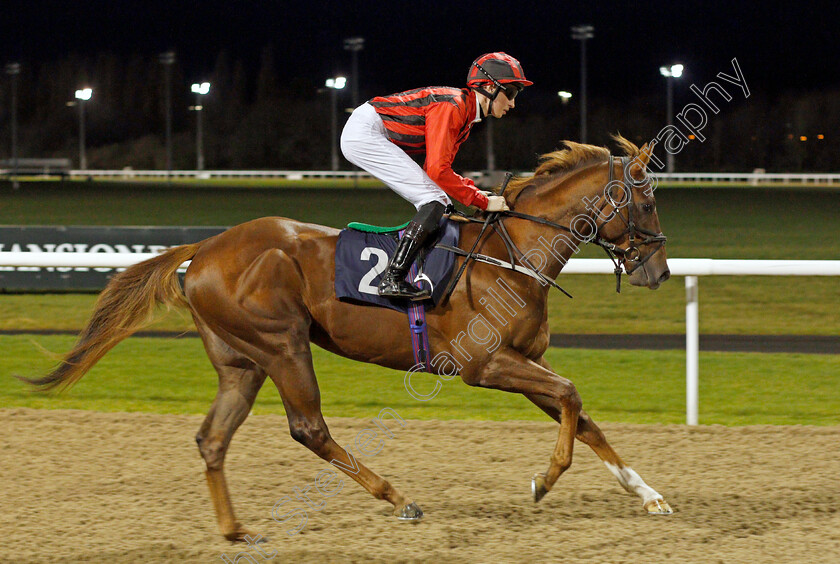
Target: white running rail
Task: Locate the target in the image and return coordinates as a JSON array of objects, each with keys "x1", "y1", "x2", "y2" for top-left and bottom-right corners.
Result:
[
  {"x1": 1, "y1": 253, "x2": 838, "y2": 425},
  {"x1": 4, "y1": 169, "x2": 840, "y2": 185}
]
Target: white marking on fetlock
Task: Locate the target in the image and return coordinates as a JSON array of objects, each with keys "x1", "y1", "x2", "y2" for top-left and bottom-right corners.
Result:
[{"x1": 603, "y1": 462, "x2": 663, "y2": 505}]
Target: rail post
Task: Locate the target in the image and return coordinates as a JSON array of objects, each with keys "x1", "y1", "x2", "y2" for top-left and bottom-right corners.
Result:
[{"x1": 685, "y1": 275, "x2": 699, "y2": 425}]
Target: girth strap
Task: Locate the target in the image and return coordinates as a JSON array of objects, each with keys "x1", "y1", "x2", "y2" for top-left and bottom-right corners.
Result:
[{"x1": 403, "y1": 230, "x2": 432, "y2": 372}]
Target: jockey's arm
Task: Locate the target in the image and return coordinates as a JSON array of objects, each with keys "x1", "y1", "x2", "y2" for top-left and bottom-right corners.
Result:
[{"x1": 423, "y1": 104, "x2": 489, "y2": 210}]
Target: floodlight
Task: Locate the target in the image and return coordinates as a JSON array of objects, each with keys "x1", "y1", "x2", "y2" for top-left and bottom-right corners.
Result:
[{"x1": 191, "y1": 82, "x2": 210, "y2": 95}]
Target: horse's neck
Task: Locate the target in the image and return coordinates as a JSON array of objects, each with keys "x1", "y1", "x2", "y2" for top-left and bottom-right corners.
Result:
[{"x1": 505, "y1": 169, "x2": 604, "y2": 281}]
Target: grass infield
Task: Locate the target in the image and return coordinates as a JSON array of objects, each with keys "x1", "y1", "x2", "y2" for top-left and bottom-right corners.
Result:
[
  {"x1": 0, "y1": 275, "x2": 837, "y2": 336},
  {"x1": 1, "y1": 180, "x2": 839, "y2": 261},
  {"x1": 2, "y1": 335, "x2": 838, "y2": 426}
]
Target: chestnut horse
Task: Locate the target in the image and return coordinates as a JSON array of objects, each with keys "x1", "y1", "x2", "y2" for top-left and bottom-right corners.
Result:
[{"x1": 26, "y1": 136, "x2": 673, "y2": 541}]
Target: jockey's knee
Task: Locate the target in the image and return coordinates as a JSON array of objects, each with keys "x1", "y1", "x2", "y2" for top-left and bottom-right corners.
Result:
[{"x1": 413, "y1": 201, "x2": 446, "y2": 230}]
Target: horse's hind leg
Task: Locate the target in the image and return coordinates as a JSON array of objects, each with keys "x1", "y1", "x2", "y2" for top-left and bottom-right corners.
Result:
[
  {"x1": 265, "y1": 333, "x2": 422, "y2": 521},
  {"x1": 194, "y1": 320, "x2": 268, "y2": 541},
  {"x1": 195, "y1": 246, "x2": 418, "y2": 525}
]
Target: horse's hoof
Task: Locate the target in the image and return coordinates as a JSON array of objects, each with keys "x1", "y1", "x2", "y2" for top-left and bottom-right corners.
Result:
[
  {"x1": 223, "y1": 524, "x2": 264, "y2": 542},
  {"x1": 532, "y1": 473, "x2": 548, "y2": 503},
  {"x1": 395, "y1": 502, "x2": 424, "y2": 521},
  {"x1": 644, "y1": 498, "x2": 674, "y2": 515}
]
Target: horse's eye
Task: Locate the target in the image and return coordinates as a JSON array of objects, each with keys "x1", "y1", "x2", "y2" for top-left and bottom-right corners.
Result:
[{"x1": 642, "y1": 203, "x2": 654, "y2": 213}]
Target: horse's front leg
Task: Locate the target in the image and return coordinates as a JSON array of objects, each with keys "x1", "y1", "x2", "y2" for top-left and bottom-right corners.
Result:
[
  {"x1": 461, "y1": 348, "x2": 581, "y2": 502},
  {"x1": 526, "y1": 357, "x2": 673, "y2": 514}
]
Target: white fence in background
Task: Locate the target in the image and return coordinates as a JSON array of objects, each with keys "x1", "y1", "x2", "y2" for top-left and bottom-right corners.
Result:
[
  {"x1": 1, "y1": 253, "x2": 838, "y2": 425},
  {"x1": 63, "y1": 169, "x2": 378, "y2": 180},
  {"x1": 4, "y1": 169, "x2": 840, "y2": 185},
  {"x1": 655, "y1": 172, "x2": 840, "y2": 185}
]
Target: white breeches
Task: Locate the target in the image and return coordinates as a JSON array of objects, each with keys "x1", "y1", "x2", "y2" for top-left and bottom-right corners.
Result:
[{"x1": 340, "y1": 102, "x2": 451, "y2": 210}]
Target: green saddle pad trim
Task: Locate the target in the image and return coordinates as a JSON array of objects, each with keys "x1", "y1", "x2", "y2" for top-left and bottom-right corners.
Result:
[{"x1": 347, "y1": 221, "x2": 411, "y2": 233}]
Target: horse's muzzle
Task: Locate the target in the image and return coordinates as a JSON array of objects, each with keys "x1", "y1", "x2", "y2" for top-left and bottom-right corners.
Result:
[{"x1": 628, "y1": 260, "x2": 670, "y2": 289}]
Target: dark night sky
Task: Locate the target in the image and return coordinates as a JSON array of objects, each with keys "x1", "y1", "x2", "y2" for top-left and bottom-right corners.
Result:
[{"x1": 1, "y1": 0, "x2": 837, "y2": 102}]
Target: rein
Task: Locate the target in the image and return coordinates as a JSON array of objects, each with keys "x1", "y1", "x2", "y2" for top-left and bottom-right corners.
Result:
[{"x1": 437, "y1": 155, "x2": 667, "y2": 303}]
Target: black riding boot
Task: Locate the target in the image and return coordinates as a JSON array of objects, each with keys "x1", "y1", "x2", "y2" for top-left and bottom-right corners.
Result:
[{"x1": 378, "y1": 201, "x2": 445, "y2": 301}]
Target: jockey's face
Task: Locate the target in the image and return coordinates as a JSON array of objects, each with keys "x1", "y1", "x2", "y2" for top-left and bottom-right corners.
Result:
[{"x1": 489, "y1": 85, "x2": 519, "y2": 118}]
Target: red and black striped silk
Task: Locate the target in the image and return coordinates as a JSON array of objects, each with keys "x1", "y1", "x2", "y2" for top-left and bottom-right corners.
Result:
[
  {"x1": 368, "y1": 86, "x2": 488, "y2": 209},
  {"x1": 369, "y1": 86, "x2": 468, "y2": 154}
]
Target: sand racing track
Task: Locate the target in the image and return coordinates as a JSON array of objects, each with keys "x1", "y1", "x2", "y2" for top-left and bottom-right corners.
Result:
[{"x1": 2, "y1": 409, "x2": 838, "y2": 563}]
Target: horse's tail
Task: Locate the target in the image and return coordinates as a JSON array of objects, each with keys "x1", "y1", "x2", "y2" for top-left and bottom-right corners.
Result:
[{"x1": 20, "y1": 242, "x2": 203, "y2": 392}]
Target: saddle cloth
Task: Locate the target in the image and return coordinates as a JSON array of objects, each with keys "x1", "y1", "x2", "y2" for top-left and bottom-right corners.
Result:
[{"x1": 334, "y1": 219, "x2": 459, "y2": 313}]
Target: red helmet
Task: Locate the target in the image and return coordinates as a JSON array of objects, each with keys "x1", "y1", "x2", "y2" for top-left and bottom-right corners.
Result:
[{"x1": 467, "y1": 52, "x2": 533, "y2": 89}]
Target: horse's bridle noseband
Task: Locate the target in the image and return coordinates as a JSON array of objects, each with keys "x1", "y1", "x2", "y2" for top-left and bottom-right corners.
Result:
[{"x1": 594, "y1": 155, "x2": 668, "y2": 289}]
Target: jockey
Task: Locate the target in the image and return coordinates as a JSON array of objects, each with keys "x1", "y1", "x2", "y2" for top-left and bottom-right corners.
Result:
[{"x1": 341, "y1": 52, "x2": 532, "y2": 301}]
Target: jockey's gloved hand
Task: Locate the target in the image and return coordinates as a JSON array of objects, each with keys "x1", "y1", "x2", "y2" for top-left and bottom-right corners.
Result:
[{"x1": 485, "y1": 195, "x2": 510, "y2": 212}]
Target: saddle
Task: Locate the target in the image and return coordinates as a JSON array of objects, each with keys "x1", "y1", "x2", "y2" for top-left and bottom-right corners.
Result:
[{"x1": 334, "y1": 218, "x2": 460, "y2": 314}]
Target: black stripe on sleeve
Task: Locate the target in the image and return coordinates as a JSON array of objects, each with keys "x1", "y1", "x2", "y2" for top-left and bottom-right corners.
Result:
[
  {"x1": 387, "y1": 131, "x2": 426, "y2": 145},
  {"x1": 371, "y1": 93, "x2": 456, "y2": 109},
  {"x1": 378, "y1": 113, "x2": 426, "y2": 126}
]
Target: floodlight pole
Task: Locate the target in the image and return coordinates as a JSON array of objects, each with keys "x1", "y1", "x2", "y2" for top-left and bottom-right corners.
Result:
[
  {"x1": 666, "y1": 77, "x2": 674, "y2": 173},
  {"x1": 571, "y1": 25, "x2": 594, "y2": 144},
  {"x1": 660, "y1": 63, "x2": 684, "y2": 173},
  {"x1": 325, "y1": 77, "x2": 346, "y2": 171},
  {"x1": 79, "y1": 98, "x2": 86, "y2": 171},
  {"x1": 330, "y1": 85, "x2": 339, "y2": 171},
  {"x1": 74, "y1": 88, "x2": 92, "y2": 171},
  {"x1": 6, "y1": 62, "x2": 20, "y2": 189},
  {"x1": 159, "y1": 51, "x2": 175, "y2": 179},
  {"x1": 343, "y1": 38, "x2": 364, "y2": 187},
  {"x1": 343, "y1": 37, "x2": 364, "y2": 109},
  {"x1": 191, "y1": 82, "x2": 210, "y2": 171},
  {"x1": 196, "y1": 97, "x2": 204, "y2": 171}
]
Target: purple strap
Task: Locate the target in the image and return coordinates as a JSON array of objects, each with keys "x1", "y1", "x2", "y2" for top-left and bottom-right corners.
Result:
[{"x1": 399, "y1": 228, "x2": 432, "y2": 373}]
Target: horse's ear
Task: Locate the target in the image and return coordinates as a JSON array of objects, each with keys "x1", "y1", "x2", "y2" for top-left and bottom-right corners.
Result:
[
  {"x1": 637, "y1": 143, "x2": 652, "y2": 168},
  {"x1": 627, "y1": 142, "x2": 656, "y2": 182}
]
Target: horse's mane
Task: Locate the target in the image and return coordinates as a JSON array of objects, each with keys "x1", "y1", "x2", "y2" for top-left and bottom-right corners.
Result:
[{"x1": 505, "y1": 134, "x2": 642, "y2": 202}]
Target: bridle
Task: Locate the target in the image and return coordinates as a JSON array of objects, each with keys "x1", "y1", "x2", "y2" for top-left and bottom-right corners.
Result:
[
  {"x1": 592, "y1": 155, "x2": 668, "y2": 289},
  {"x1": 437, "y1": 155, "x2": 667, "y2": 302}
]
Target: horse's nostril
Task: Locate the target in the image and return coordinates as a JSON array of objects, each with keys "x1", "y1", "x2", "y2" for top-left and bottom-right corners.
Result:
[{"x1": 659, "y1": 269, "x2": 671, "y2": 283}]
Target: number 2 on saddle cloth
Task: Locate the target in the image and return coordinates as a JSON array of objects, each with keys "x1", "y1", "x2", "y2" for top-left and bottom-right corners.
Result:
[{"x1": 334, "y1": 218, "x2": 460, "y2": 371}]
